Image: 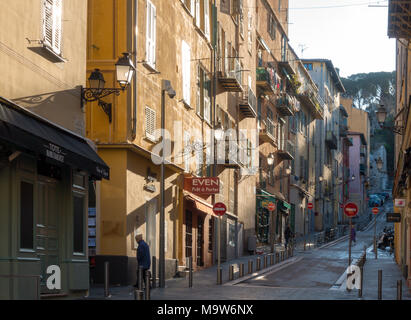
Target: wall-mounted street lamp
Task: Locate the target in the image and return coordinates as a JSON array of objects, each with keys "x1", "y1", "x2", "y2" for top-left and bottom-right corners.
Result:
[
  {"x1": 82, "y1": 53, "x2": 135, "y2": 123},
  {"x1": 376, "y1": 103, "x2": 404, "y2": 135},
  {"x1": 267, "y1": 153, "x2": 275, "y2": 166}
]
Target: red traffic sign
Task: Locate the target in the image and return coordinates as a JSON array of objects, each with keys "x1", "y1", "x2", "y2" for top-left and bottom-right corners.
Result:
[
  {"x1": 307, "y1": 202, "x2": 314, "y2": 210},
  {"x1": 213, "y1": 202, "x2": 227, "y2": 216},
  {"x1": 372, "y1": 207, "x2": 379, "y2": 215},
  {"x1": 267, "y1": 202, "x2": 276, "y2": 212},
  {"x1": 344, "y1": 202, "x2": 359, "y2": 218}
]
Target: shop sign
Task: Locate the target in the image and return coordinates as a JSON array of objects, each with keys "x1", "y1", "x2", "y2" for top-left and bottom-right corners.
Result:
[
  {"x1": 394, "y1": 199, "x2": 406, "y2": 207},
  {"x1": 386, "y1": 212, "x2": 401, "y2": 223},
  {"x1": 184, "y1": 177, "x2": 220, "y2": 194}
]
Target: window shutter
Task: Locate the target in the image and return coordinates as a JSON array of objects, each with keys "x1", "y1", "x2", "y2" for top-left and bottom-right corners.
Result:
[
  {"x1": 52, "y1": 0, "x2": 62, "y2": 55},
  {"x1": 195, "y1": 0, "x2": 201, "y2": 27},
  {"x1": 182, "y1": 41, "x2": 191, "y2": 104},
  {"x1": 190, "y1": 0, "x2": 195, "y2": 16},
  {"x1": 146, "y1": 1, "x2": 156, "y2": 67},
  {"x1": 43, "y1": 0, "x2": 53, "y2": 48},
  {"x1": 204, "y1": 0, "x2": 210, "y2": 39},
  {"x1": 145, "y1": 106, "x2": 156, "y2": 141}
]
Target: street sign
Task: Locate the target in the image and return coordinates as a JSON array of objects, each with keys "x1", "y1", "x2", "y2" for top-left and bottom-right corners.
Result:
[
  {"x1": 372, "y1": 207, "x2": 379, "y2": 215},
  {"x1": 386, "y1": 212, "x2": 401, "y2": 223},
  {"x1": 184, "y1": 177, "x2": 220, "y2": 195},
  {"x1": 267, "y1": 202, "x2": 276, "y2": 212},
  {"x1": 344, "y1": 202, "x2": 358, "y2": 218},
  {"x1": 213, "y1": 202, "x2": 227, "y2": 216},
  {"x1": 307, "y1": 202, "x2": 313, "y2": 210},
  {"x1": 394, "y1": 199, "x2": 405, "y2": 207}
]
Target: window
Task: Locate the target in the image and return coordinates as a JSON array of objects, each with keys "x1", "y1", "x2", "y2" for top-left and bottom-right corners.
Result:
[
  {"x1": 184, "y1": 131, "x2": 191, "y2": 172},
  {"x1": 182, "y1": 40, "x2": 191, "y2": 105},
  {"x1": 20, "y1": 181, "x2": 34, "y2": 249},
  {"x1": 145, "y1": 106, "x2": 156, "y2": 141},
  {"x1": 247, "y1": 11, "x2": 253, "y2": 53},
  {"x1": 73, "y1": 194, "x2": 85, "y2": 253},
  {"x1": 182, "y1": 0, "x2": 195, "y2": 16},
  {"x1": 267, "y1": 13, "x2": 276, "y2": 40},
  {"x1": 195, "y1": 0, "x2": 200, "y2": 27},
  {"x1": 146, "y1": 0, "x2": 157, "y2": 68},
  {"x1": 196, "y1": 65, "x2": 211, "y2": 123},
  {"x1": 43, "y1": 0, "x2": 63, "y2": 55}
]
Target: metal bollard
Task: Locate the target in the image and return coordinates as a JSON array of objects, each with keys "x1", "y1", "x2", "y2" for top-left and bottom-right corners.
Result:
[
  {"x1": 239, "y1": 263, "x2": 244, "y2": 278},
  {"x1": 217, "y1": 267, "x2": 222, "y2": 285},
  {"x1": 152, "y1": 256, "x2": 157, "y2": 289},
  {"x1": 358, "y1": 266, "x2": 363, "y2": 298},
  {"x1": 229, "y1": 265, "x2": 234, "y2": 281},
  {"x1": 276, "y1": 252, "x2": 279, "y2": 264},
  {"x1": 304, "y1": 240, "x2": 306, "y2": 251},
  {"x1": 188, "y1": 256, "x2": 193, "y2": 288},
  {"x1": 264, "y1": 255, "x2": 268, "y2": 268},
  {"x1": 256, "y1": 257, "x2": 261, "y2": 271},
  {"x1": 138, "y1": 266, "x2": 144, "y2": 291},
  {"x1": 281, "y1": 251, "x2": 284, "y2": 261},
  {"x1": 397, "y1": 280, "x2": 402, "y2": 300},
  {"x1": 270, "y1": 254, "x2": 274, "y2": 266},
  {"x1": 145, "y1": 271, "x2": 151, "y2": 300},
  {"x1": 378, "y1": 270, "x2": 382, "y2": 300},
  {"x1": 248, "y1": 260, "x2": 253, "y2": 274},
  {"x1": 134, "y1": 289, "x2": 144, "y2": 300},
  {"x1": 104, "y1": 262, "x2": 110, "y2": 298}
]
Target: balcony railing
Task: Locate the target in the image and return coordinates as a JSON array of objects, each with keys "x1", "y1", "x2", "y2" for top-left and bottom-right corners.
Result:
[
  {"x1": 239, "y1": 85, "x2": 257, "y2": 118},
  {"x1": 297, "y1": 87, "x2": 324, "y2": 120},
  {"x1": 218, "y1": 57, "x2": 243, "y2": 92},
  {"x1": 279, "y1": 49, "x2": 297, "y2": 76},
  {"x1": 219, "y1": 140, "x2": 241, "y2": 169},
  {"x1": 325, "y1": 131, "x2": 338, "y2": 150},
  {"x1": 276, "y1": 93, "x2": 299, "y2": 117},
  {"x1": 388, "y1": 0, "x2": 411, "y2": 39},
  {"x1": 277, "y1": 139, "x2": 295, "y2": 161},
  {"x1": 256, "y1": 67, "x2": 277, "y2": 95},
  {"x1": 259, "y1": 118, "x2": 277, "y2": 146}
]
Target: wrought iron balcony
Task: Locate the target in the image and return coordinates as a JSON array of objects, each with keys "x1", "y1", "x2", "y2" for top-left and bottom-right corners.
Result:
[
  {"x1": 259, "y1": 118, "x2": 277, "y2": 146},
  {"x1": 277, "y1": 139, "x2": 295, "y2": 161},
  {"x1": 325, "y1": 131, "x2": 338, "y2": 150},
  {"x1": 256, "y1": 67, "x2": 276, "y2": 95},
  {"x1": 217, "y1": 58, "x2": 243, "y2": 92},
  {"x1": 239, "y1": 85, "x2": 257, "y2": 118},
  {"x1": 388, "y1": 0, "x2": 411, "y2": 39},
  {"x1": 276, "y1": 93, "x2": 298, "y2": 117},
  {"x1": 278, "y1": 50, "x2": 297, "y2": 76},
  {"x1": 219, "y1": 140, "x2": 242, "y2": 169},
  {"x1": 297, "y1": 88, "x2": 324, "y2": 120}
]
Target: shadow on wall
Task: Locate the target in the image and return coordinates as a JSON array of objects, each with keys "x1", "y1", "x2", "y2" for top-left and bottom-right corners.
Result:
[{"x1": 12, "y1": 87, "x2": 85, "y2": 136}]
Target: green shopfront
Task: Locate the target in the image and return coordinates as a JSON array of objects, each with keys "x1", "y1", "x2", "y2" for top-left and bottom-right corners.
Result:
[{"x1": 0, "y1": 99, "x2": 109, "y2": 299}]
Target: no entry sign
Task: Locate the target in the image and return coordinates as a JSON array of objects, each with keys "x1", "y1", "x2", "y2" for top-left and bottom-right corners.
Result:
[
  {"x1": 372, "y1": 207, "x2": 379, "y2": 215},
  {"x1": 307, "y1": 202, "x2": 313, "y2": 210},
  {"x1": 268, "y1": 202, "x2": 276, "y2": 212},
  {"x1": 344, "y1": 202, "x2": 358, "y2": 218},
  {"x1": 213, "y1": 202, "x2": 227, "y2": 216}
]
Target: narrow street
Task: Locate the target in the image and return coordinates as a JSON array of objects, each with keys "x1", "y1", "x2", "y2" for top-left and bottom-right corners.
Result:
[{"x1": 87, "y1": 202, "x2": 410, "y2": 301}]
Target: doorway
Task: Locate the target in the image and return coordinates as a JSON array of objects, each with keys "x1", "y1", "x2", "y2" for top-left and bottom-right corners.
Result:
[
  {"x1": 145, "y1": 199, "x2": 157, "y2": 259},
  {"x1": 36, "y1": 179, "x2": 59, "y2": 294}
]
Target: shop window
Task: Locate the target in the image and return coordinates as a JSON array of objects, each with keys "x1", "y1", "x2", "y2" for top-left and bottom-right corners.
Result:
[
  {"x1": 73, "y1": 194, "x2": 85, "y2": 253},
  {"x1": 20, "y1": 181, "x2": 34, "y2": 249}
]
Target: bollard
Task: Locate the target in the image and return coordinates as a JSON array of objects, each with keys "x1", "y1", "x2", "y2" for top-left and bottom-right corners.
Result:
[
  {"x1": 134, "y1": 289, "x2": 144, "y2": 300},
  {"x1": 304, "y1": 240, "x2": 306, "y2": 251},
  {"x1": 229, "y1": 265, "x2": 234, "y2": 281},
  {"x1": 276, "y1": 252, "x2": 279, "y2": 264},
  {"x1": 358, "y1": 266, "x2": 363, "y2": 298},
  {"x1": 145, "y1": 271, "x2": 151, "y2": 300},
  {"x1": 217, "y1": 267, "x2": 222, "y2": 285},
  {"x1": 270, "y1": 254, "x2": 274, "y2": 266},
  {"x1": 397, "y1": 280, "x2": 402, "y2": 300},
  {"x1": 264, "y1": 255, "x2": 268, "y2": 269},
  {"x1": 281, "y1": 251, "x2": 284, "y2": 261},
  {"x1": 138, "y1": 266, "x2": 144, "y2": 291},
  {"x1": 104, "y1": 261, "x2": 110, "y2": 298},
  {"x1": 248, "y1": 260, "x2": 253, "y2": 274},
  {"x1": 188, "y1": 256, "x2": 193, "y2": 288},
  {"x1": 239, "y1": 263, "x2": 244, "y2": 278},
  {"x1": 256, "y1": 258, "x2": 261, "y2": 271},
  {"x1": 378, "y1": 270, "x2": 382, "y2": 300},
  {"x1": 152, "y1": 256, "x2": 157, "y2": 289}
]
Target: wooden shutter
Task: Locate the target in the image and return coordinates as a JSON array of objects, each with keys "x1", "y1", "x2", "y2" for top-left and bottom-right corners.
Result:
[
  {"x1": 52, "y1": 0, "x2": 62, "y2": 54},
  {"x1": 146, "y1": 1, "x2": 156, "y2": 67},
  {"x1": 43, "y1": 0, "x2": 53, "y2": 48},
  {"x1": 195, "y1": 0, "x2": 201, "y2": 27},
  {"x1": 43, "y1": 0, "x2": 62, "y2": 55},
  {"x1": 204, "y1": 0, "x2": 210, "y2": 39},
  {"x1": 145, "y1": 106, "x2": 156, "y2": 141},
  {"x1": 182, "y1": 41, "x2": 191, "y2": 104}
]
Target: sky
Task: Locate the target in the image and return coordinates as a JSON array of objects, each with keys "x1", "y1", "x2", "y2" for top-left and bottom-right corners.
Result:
[{"x1": 288, "y1": 0, "x2": 396, "y2": 78}]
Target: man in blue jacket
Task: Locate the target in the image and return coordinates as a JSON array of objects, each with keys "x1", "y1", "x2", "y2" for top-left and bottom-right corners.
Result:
[{"x1": 134, "y1": 234, "x2": 151, "y2": 288}]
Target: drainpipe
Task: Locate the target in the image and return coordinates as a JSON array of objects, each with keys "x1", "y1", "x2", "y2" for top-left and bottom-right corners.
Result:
[{"x1": 132, "y1": 0, "x2": 138, "y2": 140}]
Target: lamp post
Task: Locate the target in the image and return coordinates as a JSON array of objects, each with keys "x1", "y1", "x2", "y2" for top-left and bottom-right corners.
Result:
[
  {"x1": 376, "y1": 157, "x2": 383, "y2": 171},
  {"x1": 82, "y1": 53, "x2": 135, "y2": 123},
  {"x1": 159, "y1": 80, "x2": 176, "y2": 288},
  {"x1": 376, "y1": 103, "x2": 404, "y2": 135}
]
